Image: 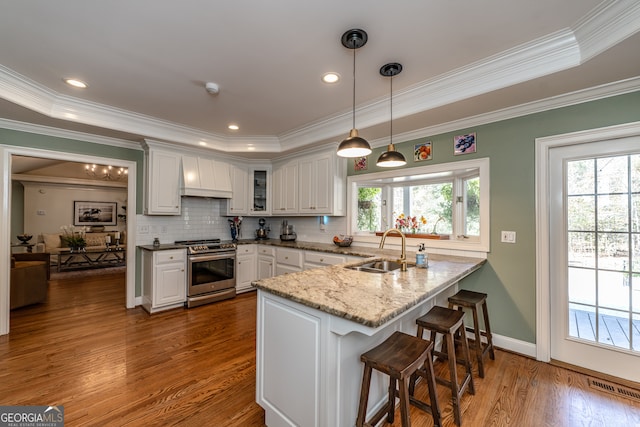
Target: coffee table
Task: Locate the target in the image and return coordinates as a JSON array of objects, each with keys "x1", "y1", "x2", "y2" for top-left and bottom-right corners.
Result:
[{"x1": 57, "y1": 248, "x2": 126, "y2": 272}]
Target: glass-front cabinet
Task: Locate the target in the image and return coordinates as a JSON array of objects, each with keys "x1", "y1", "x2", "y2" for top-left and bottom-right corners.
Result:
[
  {"x1": 228, "y1": 165, "x2": 271, "y2": 216},
  {"x1": 252, "y1": 169, "x2": 269, "y2": 215}
]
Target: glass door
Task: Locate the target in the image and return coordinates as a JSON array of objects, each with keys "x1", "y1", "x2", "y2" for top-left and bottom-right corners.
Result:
[
  {"x1": 251, "y1": 169, "x2": 269, "y2": 215},
  {"x1": 549, "y1": 138, "x2": 640, "y2": 382}
]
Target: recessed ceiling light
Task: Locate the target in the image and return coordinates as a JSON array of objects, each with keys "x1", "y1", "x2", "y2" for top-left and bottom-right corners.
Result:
[
  {"x1": 322, "y1": 72, "x2": 340, "y2": 84},
  {"x1": 228, "y1": 124, "x2": 239, "y2": 130},
  {"x1": 63, "y1": 78, "x2": 88, "y2": 88},
  {"x1": 199, "y1": 141, "x2": 207, "y2": 146}
]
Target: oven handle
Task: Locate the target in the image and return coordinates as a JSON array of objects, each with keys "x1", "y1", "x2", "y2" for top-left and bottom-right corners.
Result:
[{"x1": 188, "y1": 252, "x2": 236, "y2": 263}]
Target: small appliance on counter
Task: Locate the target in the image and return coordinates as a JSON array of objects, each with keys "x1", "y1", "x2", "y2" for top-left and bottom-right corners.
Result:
[
  {"x1": 256, "y1": 218, "x2": 270, "y2": 239},
  {"x1": 280, "y1": 220, "x2": 297, "y2": 242}
]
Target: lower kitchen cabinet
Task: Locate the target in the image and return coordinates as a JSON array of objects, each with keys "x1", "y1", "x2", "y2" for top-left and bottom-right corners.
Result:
[
  {"x1": 236, "y1": 244, "x2": 257, "y2": 293},
  {"x1": 142, "y1": 248, "x2": 187, "y2": 313},
  {"x1": 257, "y1": 245, "x2": 275, "y2": 280},
  {"x1": 275, "y1": 247, "x2": 303, "y2": 276}
]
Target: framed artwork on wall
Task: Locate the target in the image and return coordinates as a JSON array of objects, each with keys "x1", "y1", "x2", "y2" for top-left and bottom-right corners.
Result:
[
  {"x1": 414, "y1": 141, "x2": 432, "y2": 161},
  {"x1": 354, "y1": 156, "x2": 368, "y2": 171},
  {"x1": 73, "y1": 201, "x2": 117, "y2": 226},
  {"x1": 454, "y1": 132, "x2": 477, "y2": 155}
]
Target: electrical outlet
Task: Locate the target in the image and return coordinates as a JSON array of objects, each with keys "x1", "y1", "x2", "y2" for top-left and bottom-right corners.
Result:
[
  {"x1": 36, "y1": 209, "x2": 46, "y2": 215},
  {"x1": 501, "y1": 231, "x2": 516, "y2": 243},
  {"x1": 139, "y1": 225, "x2": 149, "y2": 234}
]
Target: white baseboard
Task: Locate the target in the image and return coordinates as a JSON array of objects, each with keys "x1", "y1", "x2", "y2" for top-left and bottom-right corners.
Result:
[{"x1": 466, "y1": 330, "x2": 536, "y2": 358}]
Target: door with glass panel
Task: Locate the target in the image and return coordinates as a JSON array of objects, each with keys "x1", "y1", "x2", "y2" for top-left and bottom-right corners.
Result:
[{"x1": 549, "y1": 138, "x2": 640, "y2": 382}]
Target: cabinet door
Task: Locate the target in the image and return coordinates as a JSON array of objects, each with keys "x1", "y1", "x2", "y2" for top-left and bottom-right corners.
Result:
[
  {"x1": 257, "y1": 256, "x2": 275, "y2": 280},
  {"x1": 147, "y1": 149, "x2": 181, "y2": 214},
  {"x1": 228, "y1": 165, "x2": 249, "y2": 215},
  {"x1": 281, "y1": 162, "x2": 299, "y2": 213},
  {"x1": 299, "y1": 155, "x2": 332, "y2": 214},
  {"x1": 154, "y1": 262, "x2": 186, "y2": 306},
  {"x1": 236, "y1": 254, "x2": 257, "y2": 293},
  {"x1": 275, "y1": 264, "x2": 302, "y2": 276},
  {"x1": 250, "y1": 168, "x2": 270, "y2": 215}
]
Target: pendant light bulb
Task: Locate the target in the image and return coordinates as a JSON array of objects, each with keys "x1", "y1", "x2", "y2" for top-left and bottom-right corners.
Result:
[
  {"x1": 337, "y1": 29, "x2": 372, "y2": 158},
  {"x1": 377, "y1": 63, "x2": 406, "y2": 168}
]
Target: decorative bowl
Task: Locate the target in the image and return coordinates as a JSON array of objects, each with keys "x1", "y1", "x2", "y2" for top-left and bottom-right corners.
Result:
[
  {"x1": 333, "y1": 235, "x2": 353, "y2": 247},
  {"x1": 17, "y1": 234, "x2": 33, "y2": 244}
]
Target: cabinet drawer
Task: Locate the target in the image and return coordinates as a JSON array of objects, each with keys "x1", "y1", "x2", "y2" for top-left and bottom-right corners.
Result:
[
  {"x1": 237, "y1": 244, "x2": 256, "y2": 255},
  {"x1": 276, "y1": 248, "x2": 303, "y2": 268},
  {"x1": 258, "y1": 245, "x2": 275, "y2": 256},
  {"x1": 304, "y1": 251, "x2": 346, "y2": 266},
  {"x1": 155, "y1": 249, "x2": 186, "y2": 264}
]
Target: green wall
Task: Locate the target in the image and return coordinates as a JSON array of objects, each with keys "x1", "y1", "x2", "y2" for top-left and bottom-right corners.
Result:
[{"x1": 349, "y1": 91, "x2": 640, "y2": 343}]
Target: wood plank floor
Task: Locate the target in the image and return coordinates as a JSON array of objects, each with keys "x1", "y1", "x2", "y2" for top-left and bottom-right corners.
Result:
[{"x1": 2, "y1": 273, "x2": 640, "y2": 426}]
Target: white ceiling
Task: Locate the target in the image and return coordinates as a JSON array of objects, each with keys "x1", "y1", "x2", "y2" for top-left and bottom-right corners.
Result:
[{"x1": 1, "y1": 1, "x2": 640, "y2": 158}]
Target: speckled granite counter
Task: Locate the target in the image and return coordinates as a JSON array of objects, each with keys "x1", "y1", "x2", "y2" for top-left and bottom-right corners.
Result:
[
  {"x1": 253, "y1": 253, "x2": 485, "y2": 328},
  {"x1": 238, "y1": 238, "x2": 400, "y2": 258}
]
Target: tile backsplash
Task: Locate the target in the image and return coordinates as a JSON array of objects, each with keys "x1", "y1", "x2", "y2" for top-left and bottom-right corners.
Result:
[{"x1": 135, "y1": 197, "x2": 348, "y2": 245}]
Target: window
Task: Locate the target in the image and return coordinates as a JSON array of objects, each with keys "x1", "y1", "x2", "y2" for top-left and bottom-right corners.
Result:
[{"x1": 347, "y1": 158, "x2": 490, "y2": 252}]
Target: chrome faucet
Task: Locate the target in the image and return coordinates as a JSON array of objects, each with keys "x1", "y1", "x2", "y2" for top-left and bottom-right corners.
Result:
[{"x1": 378, "y1": 228, "x2": 407, "y2": 271}]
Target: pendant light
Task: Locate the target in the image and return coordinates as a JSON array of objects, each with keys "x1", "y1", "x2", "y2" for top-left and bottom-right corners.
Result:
[
  {"x1": 376, "y1": 63, "x2": 406, "y2": 168},
  {"x1": 337, "y1": 29, "x2": 372, "y2": 158}
]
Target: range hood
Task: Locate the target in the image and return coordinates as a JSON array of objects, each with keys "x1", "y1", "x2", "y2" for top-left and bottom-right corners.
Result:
[{"x1": 181, "y1": 156, "x2": 232, "y2": 198}]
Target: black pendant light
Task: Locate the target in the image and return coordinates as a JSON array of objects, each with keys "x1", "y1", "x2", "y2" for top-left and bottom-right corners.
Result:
[
  {"x1": 337, "y1": 29, "x2": 372, "y2": 158},
  {"x1": 376, "y1": 62, "x2": 406, "y2": 168}
]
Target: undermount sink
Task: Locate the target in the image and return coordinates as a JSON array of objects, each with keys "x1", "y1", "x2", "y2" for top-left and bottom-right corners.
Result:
[{"x1": 345, "y1": 260, "x2": 410, "y2": 274}]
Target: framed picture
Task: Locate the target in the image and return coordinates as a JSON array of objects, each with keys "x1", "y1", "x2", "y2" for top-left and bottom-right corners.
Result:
[
  {"x1": 354, "y1": 156, "x2": 368, "y2": 171},
  {"x1": 454, "y1": 132, "x2": 477, "y2": 155},
  {"x1": 73, "y1": 201, "x2": 117, "y2": 226},
  {"x1": 414, "y1": 141, "x2": 432, "y2": 161}
]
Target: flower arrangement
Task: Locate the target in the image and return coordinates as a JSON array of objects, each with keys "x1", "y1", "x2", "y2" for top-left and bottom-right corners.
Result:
[
  {"x1": 228, "y1": 216, "x2": 243, "y2": 242},
  {"x1": 60, "y1": 224, "x2": 86, "y2": 250},
  {"x1": 394, "y1": 213, "x2": 427, "y2": 233}
]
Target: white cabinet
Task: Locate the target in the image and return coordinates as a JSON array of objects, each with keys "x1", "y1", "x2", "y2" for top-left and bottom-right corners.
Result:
[
  {"x1": 272, "y1": 161, "x2": 298, "y2": 214},
  {"x1": 299, "y1": 153, "x2": 345, "y2": 215},
  {"x1": 257, "y1": 245, "x2": 276, "y2": 280},
  {"x1": 228, "y1": 165, "x2": 249, "y2": 215},
  {"x1": 142, "y1": 249, "x2": 187, "y2": 313},
  {"x1": 236, "y1": 244, "x2": 257, "y2": 293},
  {"x1": 228, "y1": 165, "x2": 271, "y2": 216},
  {"x1": 143, "y1": 143, "x2": 181, "y2": 215},
  {"x1": 303, "y1": 251, "x2": 347, "y2": 270},
  {"x1": 275, "y1": 247, "x2": 303, "y2": 276}
]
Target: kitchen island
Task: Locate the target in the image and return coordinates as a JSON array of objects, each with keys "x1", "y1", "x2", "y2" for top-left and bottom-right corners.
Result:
[{"x1": 252, "y1": 253, "x2": 486, "y2": 427}]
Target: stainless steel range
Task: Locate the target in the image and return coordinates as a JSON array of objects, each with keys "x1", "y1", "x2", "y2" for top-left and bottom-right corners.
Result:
[{"x1": 175, "y1": 239, "x2": 236, "y2": 308}]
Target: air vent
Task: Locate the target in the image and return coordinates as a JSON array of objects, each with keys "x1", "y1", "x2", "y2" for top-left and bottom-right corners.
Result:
[{"x1": 588, "y1": 377, "x2": 640, "y2": 403}]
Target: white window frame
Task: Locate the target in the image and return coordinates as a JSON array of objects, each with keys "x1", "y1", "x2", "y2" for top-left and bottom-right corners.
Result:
[{"x1": 346, "y1": 157, "x2": 490, "y2": 253}]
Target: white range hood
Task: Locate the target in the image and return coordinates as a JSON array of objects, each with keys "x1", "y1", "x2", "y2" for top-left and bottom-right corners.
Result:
[{"x1": 181, "y1": 155, "x2": 232, "y2": 199}]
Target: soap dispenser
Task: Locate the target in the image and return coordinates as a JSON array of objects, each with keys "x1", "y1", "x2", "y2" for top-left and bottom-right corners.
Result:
[{"x1": 416, "y1": 243, "x2": 428, "y2": 268}]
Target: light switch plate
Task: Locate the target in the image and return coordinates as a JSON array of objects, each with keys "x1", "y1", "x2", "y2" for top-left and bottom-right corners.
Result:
[{"x1": 501, "y1": 231, "x2": 516, "y2": 243}]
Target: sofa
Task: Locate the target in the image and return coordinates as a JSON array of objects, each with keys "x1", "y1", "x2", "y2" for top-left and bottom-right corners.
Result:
[{"x1": 10, "y1": 252, "x2": 50, "y2": 309}]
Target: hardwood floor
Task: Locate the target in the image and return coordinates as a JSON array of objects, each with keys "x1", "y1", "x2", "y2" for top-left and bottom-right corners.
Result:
[{"x1": 2, "y1": 273, "x2": 639, "y2": 426}]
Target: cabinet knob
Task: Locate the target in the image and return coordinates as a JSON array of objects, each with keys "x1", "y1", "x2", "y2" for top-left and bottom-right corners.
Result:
[
  {"x1": 285, "y1": 256, "x2": 288, "y2": 259},
  {"x1": 320, "y1": 258, "x2": 324, "y2": 262},
  {"x1": 169, "y1": 256, "x2": 174, "y2": 259}
]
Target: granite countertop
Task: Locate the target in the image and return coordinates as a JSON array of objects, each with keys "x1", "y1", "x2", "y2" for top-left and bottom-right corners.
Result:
[
  {"x1": 237, "y1": 238, "x2": 406, "y2": 258},
  {"x1": 138, "y1": 243, "x2": 186, "y2": 251},
  {"x1": 252, "y1": 253, "x2": 486, "y2": 328}
]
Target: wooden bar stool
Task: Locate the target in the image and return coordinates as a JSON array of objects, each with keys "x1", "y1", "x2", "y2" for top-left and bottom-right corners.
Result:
[
  {"x1": 356, "y1": 331, "x2": 441, "y2": 427},
  {"x1": 412, "y1": 306, "x2": 474, "y2": 426},
  {"x1": 448, "y1": 289, "x2": 495, "y2": 378}
]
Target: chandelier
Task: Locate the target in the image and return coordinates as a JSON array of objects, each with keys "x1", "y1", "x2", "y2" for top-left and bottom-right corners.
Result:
[{"x1": 85, "y1": 164, "x2": 128, "y2": 181}]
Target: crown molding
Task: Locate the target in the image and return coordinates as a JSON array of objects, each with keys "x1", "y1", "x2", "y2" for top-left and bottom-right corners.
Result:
[{"x1": 1, "y1": 1, "x2": 639, "y2": 154}]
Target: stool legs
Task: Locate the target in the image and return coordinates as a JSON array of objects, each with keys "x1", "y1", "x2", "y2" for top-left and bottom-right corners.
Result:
[{"x1": 356, "y1": 364, "x2": 373, "y2": 426}]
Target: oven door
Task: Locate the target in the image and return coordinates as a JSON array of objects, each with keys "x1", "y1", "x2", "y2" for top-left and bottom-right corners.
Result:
[{"x1": 188, "y1": 252, "x2": 236, "y2": 297}]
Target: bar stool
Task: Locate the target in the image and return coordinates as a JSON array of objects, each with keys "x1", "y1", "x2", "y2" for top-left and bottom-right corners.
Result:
[
  {"x1": 448, "y1": 290, "x2": 495, "y2": 378},
  {"x1": 412, "y1": 306, "x2": 474, "y2": 426},
  {"x1": 356, "y1": 331, "x2": 441, "y2": 427}
]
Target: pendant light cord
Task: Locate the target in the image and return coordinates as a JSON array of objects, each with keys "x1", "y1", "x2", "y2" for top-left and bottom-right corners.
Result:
[
  {"x1": 389, "y1": 72, "x2": 393, "y2": 146},
  {"x1": 352, "y1": 46, "x2": 356, "y2": 129}
]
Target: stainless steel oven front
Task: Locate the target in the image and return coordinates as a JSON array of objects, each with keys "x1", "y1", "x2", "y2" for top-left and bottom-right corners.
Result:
[{"x1": 187, "y1": 251, "x2": 236, "y2": 308}]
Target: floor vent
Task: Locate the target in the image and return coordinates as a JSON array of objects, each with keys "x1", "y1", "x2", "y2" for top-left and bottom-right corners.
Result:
[{"x1": 588, "y1": 377, "x2": 640, "y2": 403}]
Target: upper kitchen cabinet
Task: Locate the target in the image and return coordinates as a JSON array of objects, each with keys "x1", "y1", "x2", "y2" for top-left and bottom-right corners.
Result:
[
  {"x1": 227, "y1": 164, "x2": 271, "y2": 216},
  {"x1": 298, "y1": 151, "x2": 346, "y2": 216},
  {"x1": 272, "y1": 160, "x2": 298, "y2": 214},
  {"x1": 143, "y1": 141, "x2": 181, "y2": 215},
  {"x1": 181, "y1": 156, "x2": 232, "y2": 199}
]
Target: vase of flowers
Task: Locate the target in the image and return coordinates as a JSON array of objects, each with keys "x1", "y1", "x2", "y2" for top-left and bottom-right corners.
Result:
[
  {"x1": 228, "y1": 216, "x2": 243, "y2": 242},
  {"x1": 61, "y1": 225, "x2": 86, "y2": 252},
  {"x1": 394, "y1": 213, "x2": 427, "y2": 234}
]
